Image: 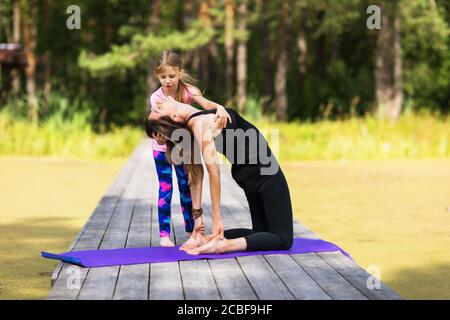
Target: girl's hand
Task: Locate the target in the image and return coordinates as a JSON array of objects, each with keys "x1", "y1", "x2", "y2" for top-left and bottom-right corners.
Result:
[
  {"x1": 212, "y1": 218, "x2": 224, "y2": 240},
  {"x1": 214, "y1": 105, "x2": 232, "y2": 129}
]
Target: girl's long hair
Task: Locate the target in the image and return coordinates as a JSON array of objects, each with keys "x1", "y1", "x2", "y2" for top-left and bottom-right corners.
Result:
[{"x1": 144, "y1": 115, "x2": 203, "y2": 187}]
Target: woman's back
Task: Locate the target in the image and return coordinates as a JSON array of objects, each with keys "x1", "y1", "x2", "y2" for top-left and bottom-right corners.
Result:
[{"x1": 187, "y1": 108, "x2": 280, "y2": 181}]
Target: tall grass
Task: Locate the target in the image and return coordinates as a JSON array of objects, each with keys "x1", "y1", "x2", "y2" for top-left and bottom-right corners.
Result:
[
  {"x1": 0, "y1": 110, "x2": 143, "y2": 159},
  {"x1": 250, "y1": 108, "x2": 450, "y2": 161},
  {"x1": 0, "y1": 94, "x2": 448, "y2": 160}
]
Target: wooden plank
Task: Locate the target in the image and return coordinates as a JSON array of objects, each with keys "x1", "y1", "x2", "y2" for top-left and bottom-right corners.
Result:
[
  {"x1": 225, "y1": 202, "x2": 328, "y2": 300},
  {"x1": 221, "y1": 167, "x2": 375, "y2": 300},
  {"x1": 207, "y1": 259, "x2": 258, "y2": 300},
  {"x1": 148, "y1": 210, "x2": 185, "y2": 300},
  {"x1": 149, "y1": 262, "x2": 184, "y2": 300},
  {"x1": 292, "y1": 220, "x2": 402, "y2": 299},
  {"x1": 292, "y1": 253, "x2": 368, "y2": 300},
  {"x1": 167, "y1": 173, "x2": 219, "y2": 300},
  {"x1": 219, "y1": 167, "x2": 330, "y2": 300},
  {"x1": 148, "y1": 155, "x2": 184, "y2": 300},
  {"x1": 210, "y1": 169, "x2": 295, "y2": 300},
  {"x1": 113, "y1": 264, "x2": 150, "y2": 300},
  {"x1": 47, "y1": 142, "x2": 145, "y2": 299},
  {"x1": 263, "y1": 255, "x2": 330, "y2": 300},
  {"x1": 48, "y1": 171, "x2": 137, "y2": 300},
  {"x1": 293, "y1": 216, "x2": 402, "y2": 299},
  {"x1": 201, "y1": 181, "x2": 258, "y2": 300},
  {"x1": 179, "y1": 260, "x2": 221, "y2": 300},
  {"x1": 77, "y1": 143, "x2": 148, "y2": 300},
  {"x1": 237, "y1": 255, "x2": 294, "y2": 300},
  {"x1": 113, "y1": 152, "x2": 154, "y2": 300},
  {"x1": 316, "y1": 251, "x2": 402, "y2": 300}
]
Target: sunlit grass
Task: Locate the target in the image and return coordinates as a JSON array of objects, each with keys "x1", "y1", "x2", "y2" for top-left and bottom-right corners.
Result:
[
  {"x1": 249, "y1": 109, "x2": 450, "y2": 161},
  {"x1": 0, "y1": 111, "x2": 143, "y2": 159},
  {"x1": 0, "y1": 107, "x2": 448, "y2": 160}
]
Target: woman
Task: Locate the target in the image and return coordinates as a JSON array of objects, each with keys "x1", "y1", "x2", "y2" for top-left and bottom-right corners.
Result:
[
  {"x1": 148, "y1": 49, "x2": 231, "y2": 247},
  {"x1": 145, "y1": 96, "x2": 293, "y2": 255}
]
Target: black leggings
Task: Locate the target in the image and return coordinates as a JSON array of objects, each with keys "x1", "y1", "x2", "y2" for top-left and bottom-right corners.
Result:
[{"x1": 224, "y1": 168, "x2": 294, "y2": 251}]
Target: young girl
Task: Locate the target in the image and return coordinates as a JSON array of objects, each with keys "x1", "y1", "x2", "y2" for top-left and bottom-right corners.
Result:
[{"x1": 149, "y1": 50, "x2": 231, "y2": 247}]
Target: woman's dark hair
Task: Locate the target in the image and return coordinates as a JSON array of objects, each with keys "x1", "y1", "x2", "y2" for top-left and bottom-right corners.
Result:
[{"x1": 144, "y1": 115, "x2": 203, "y2": 186}]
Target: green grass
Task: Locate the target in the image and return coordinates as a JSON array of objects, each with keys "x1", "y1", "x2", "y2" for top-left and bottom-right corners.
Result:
[
  {"x1": 248, "y1": 109, "x2": 450, "y2": 161},
  {"x1": 0, "y1": 107, "x2": 448, "y2": 160},
  {"x1": 0, "y1": 111, "x2": 143, "y2": 159}
]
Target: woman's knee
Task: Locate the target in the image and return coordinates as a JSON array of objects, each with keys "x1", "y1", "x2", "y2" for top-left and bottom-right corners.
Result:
[{"x1": 277, "y1": 233, "x2": 293, "y2": 250}]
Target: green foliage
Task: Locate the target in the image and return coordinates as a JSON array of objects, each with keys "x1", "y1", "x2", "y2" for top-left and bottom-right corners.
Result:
[
  {"x1": 78, "y1": 21, "x2": 215, "y2": 77},
  {"x1": 401, "y1": 0, "x2": 450, "y2": 110},
  {"x1": 1, "y1": 0, "x2": 449, "y2": 128}
]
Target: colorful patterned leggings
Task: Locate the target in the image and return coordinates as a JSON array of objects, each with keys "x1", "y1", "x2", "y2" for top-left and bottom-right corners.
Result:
[{"x1": 153, "y1": 150, "x2": 194, "y2": 237}]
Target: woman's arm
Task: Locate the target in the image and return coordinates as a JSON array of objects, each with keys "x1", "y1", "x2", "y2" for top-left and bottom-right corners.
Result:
[
  {"x1": 191, "y1": 119, "x2": 225, "y2": 239},
  {"x1": 188, "y1": 162, "x2": 206, "y2": 239}
]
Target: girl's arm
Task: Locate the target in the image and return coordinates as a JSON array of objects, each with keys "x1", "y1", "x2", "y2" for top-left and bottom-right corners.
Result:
[{"x1": 189, "y1": 87, "x2": 232, "y2": 129}]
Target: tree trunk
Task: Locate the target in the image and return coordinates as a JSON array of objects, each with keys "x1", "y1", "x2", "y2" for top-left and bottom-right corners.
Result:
[
  {"x1": 42, "y1": 0, "x2": 53, "y2": 100},
  {"x1": 315, "y1": 10, "x2": 325, "y2": 84},
  {"x1": 42, "y1": 50, "x2": 51, "y2": 99},
  {"x1": 22, "y1": 1, "x2": 38, "y2": 122},
  {"x1": 198, "y1": 0, "x2": 211, "y2": 86},
  {"x1": 207, "y1": 0, "x2": 220, "y2": 98},
  {"x1": 175, "y1": 0, "x2": 185, "y2": 31},
  {"x1": 147, "y1": 0, "x2": 161, "y2": 31},
  {"x1": 374, "y1": 2, "x2": 403, "y2": 120},
  {"x1": 296, "y1": 0, "x2": 307, "y2": 85},
  {"x1": 11, "y1": 0, "x2": 21, "y2": 95},
  {"x1": 224, "y1": 0, "x2": 235, "y2": 104},
  {"x1": 261, "y1": 0, "x2": 273, "y2": 114},
  {"x1": 182, "y1": 0, "x2": 195, "y2": 66},
  {"x1": 146, "y1": 0, "x2": 161, "y2": 95},
  {"x1": 391, "y1": 14, "x2": 403, "y2": 120},
  {"x1": 274, "y1": 0, "x2": 289, "y2": 121},
  {"x1": 236, "y1": 0, "x2": 248, "y2": 113}
]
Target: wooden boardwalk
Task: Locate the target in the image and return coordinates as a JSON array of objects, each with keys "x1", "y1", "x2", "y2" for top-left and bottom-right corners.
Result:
[{"x1": 47, "y1": 139, "x2": 402, "y2": 300}]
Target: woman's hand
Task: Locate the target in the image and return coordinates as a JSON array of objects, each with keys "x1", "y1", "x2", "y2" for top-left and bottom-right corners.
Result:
[
  {"x1": 212, "y1": 218, "x2": 224, "y2": 240},
  {"x1": 214, "y1": 105, "x2": 232, "y2": 129},
  {"x1": 192, "y1": 216, "x2": 205, "y2": 240}
]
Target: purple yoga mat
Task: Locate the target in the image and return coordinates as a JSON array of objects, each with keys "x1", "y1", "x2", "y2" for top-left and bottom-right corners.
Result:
[{"x1": 41, "y1": 237, "x2": 352, "y2": 268}]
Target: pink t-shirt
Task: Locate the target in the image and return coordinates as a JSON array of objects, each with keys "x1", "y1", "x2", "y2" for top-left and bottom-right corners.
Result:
[{"x1": 149, "y1": 86, "x2": 197, "y2": 152}]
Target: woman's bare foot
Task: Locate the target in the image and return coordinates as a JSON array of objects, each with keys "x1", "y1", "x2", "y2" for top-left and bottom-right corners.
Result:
[
  {"x1": 180, "y1": 234, "x2": 214, "y2": 252},
  {"x1": 160, "y1": 237, "x2": 175, "y2": 247},
  {"x1": 186, "y1": 235, "x2": 227, "y2": 255}
]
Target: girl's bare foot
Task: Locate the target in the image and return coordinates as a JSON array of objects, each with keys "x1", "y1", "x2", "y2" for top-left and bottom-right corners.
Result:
[
  {"x1": 186, "y1": 235, "x2": 227, "y2": 255},
  {"x1": 160, "y1": 237, "x2": 175, "y2": 247}
]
